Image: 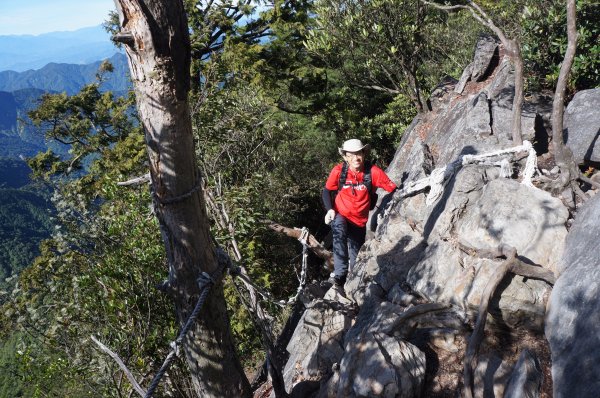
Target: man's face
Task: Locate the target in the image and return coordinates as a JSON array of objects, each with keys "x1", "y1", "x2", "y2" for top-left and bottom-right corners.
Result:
[{"x1": 344, "y1": 150, "x2": 364, "y2": 172}]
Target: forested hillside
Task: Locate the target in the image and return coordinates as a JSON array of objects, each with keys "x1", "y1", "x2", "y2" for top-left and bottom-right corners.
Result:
[
  {"x1": 0, "y1": 0, "x2": 598, "y2": 397},
  {"x1": 0, "y1": 51, "x2": 133, "y2": 300},
  {"x1": 0, "y1": 158, "x2": 53, "y2": 288}
]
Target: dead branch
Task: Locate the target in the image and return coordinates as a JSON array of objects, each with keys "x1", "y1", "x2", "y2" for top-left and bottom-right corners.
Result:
[
  {"x1": 267, "y1": 221, "x2": 334, "y2": 270},
  {"x1": 377, "y1": 302, "x2": 452, "y2": 336},
  {"x1": 117, "y1": 173, "x2": 151, "y2": 186},
  {"x1": 90, "y1": 335, "x2": 146, "y2": 397},
  {"x1": 456, "y1": 242, "x2": 555, "y2": 398},
  {"x1": 548, "y1": 0, "x2": 580, "y2": 198}
]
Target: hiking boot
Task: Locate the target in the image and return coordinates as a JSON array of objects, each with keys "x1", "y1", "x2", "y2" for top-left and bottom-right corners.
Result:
[{"x1": 333, "y1": 275, "x2": 346, "y2": 288}]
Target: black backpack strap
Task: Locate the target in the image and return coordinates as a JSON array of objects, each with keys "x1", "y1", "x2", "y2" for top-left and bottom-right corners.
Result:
[
  {"x1": 338, "y1": 162, "x2": 349, "y2": 192},
  {"x1": 363, "y1": 161, "x2": 373, "y2": 192}
]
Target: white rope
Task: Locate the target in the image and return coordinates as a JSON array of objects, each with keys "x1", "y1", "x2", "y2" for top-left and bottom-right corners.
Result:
[
  {"x1": 520, "y1": 141, "x2": 538, "y2": 187},
  {"x1": 287, "y1": 227, "x2": 310, "y2": 304},
  {"x1": 379, "y1": 140, "x2": 539, "y2": 223}
]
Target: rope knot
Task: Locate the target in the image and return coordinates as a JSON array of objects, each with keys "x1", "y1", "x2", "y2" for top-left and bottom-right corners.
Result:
[{"x1": 197, "y1": 272, "x2": 214, "y2": 288}]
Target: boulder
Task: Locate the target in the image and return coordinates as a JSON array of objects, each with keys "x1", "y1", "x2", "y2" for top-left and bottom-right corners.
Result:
[
  {"x1": 455, "y1": 34, "x2": 499, "y2": 93},
  {"x1": 545, "y1": 193, "x2": 600, "y2": 398},
  {"x1": 564, "y1": 88, "x2": 600, "y2": 164},
  {"x1": 334, "y1": 301, "x2": 427, "y2": 398},
  {"x1": 282, "y1": 289, "x2": 354, "y2": 394},
  {"x1": 456, "y1": 178, "x2": 568, "y2": 273}
]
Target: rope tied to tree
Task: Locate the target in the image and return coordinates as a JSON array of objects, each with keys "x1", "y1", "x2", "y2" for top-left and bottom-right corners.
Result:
[
  {"x1": 153, "y1": 174, "x2": 203, "y2": 206},
  {"x1": 144, "y1": 266, "x2": 223, "y2": 398}
]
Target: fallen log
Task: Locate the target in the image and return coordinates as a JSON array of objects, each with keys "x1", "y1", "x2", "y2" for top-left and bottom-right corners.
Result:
[{"x1": 266, "y1": 221, "x2": 334, "y2": 270}]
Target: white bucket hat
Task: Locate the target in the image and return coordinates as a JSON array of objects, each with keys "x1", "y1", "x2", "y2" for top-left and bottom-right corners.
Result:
[{"x1": 338, "y1": 138, "x2": 370, "y2": 156}]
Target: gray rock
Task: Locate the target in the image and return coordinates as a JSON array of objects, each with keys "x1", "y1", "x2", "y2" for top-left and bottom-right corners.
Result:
[
  {"x1": 490, "y1": 88, "x2": 537, "y2": 143},
  {"x1": 471, "y1": 34, "x2": 500, "y2": 82},
  {"x1": 455, "y1": 34, "x2": 500, "y2": 93},
  {"x1": 504, "y1": 349, "x2": 542, "y2": 398},
  {"x1": 546, "y1": 193, "x2": 600, "y2": 398},
  {"x1": 282, "y1": 291, "x2": 354, "y2": 394},
  {"x1": 457, "y1": 179, "x2": 568, "y2": 272},
  {"x1": 564, "y1": 88, "x2": 600, "y2": 164},
  {"x1": 428, "y1": 75, "x2": 458, "y2": 112},
  {"x1": 336, "y1": 330, "x2": 426, "y2": 397},
  {"x1": 387, "y1": 283, "x2": 417, "y2": 307}
]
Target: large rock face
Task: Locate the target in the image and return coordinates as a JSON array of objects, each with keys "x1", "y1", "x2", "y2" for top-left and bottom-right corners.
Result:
[
  {"x1": 545, "y1": 193, "x2": 600, "y2": 398},
  {"x1": 564, "y1": 88, "x2": 600, "y2": 165},
  {"x1": 277, "y1": 35, "x2": 592, "y2": 398}
]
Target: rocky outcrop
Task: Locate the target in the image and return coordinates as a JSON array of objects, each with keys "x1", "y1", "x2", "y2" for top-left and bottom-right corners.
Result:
[
  {"x1": 564, "y1": 88, "x2": 600, "y2": 165},
  {"x1": 545, "y1": 193, "x2": 600, "y2": 398},
  {"x1": 275, "y1": 34, "x2": 596, "y2": 398}
]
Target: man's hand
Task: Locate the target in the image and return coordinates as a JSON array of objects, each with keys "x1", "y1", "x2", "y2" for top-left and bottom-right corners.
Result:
[{"x1": 324, "y1": 209, "x2": 336, "y2": 225}]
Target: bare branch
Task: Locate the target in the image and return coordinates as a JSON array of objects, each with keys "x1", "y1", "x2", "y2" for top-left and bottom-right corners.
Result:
[
  {"x1": 552, "y1": 0, "x2": 578, "y2": 179},
  {"x1": 267, "y1": 221, "x2": 334, "y2": 270},
  {"x1": 463, "y1": 246, "x2": 517, "y2": 398},
  {"x1": 90, "y1": 335, "x2": 146, "y2": 398},
  {"x1": 117, "y1": 173, "x2": 152, "y2": 186}
]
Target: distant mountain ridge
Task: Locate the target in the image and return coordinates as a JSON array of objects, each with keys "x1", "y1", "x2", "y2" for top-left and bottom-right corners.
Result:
[
  {"x1": 0, "y1": 53, "x2": 129, "y2": 95},
  {"x1": 0, "y1": 25, "x2": 122, "y2": 72},
  {"x1": 0, "y1": 53, "x2": 130, "y2": 159}
]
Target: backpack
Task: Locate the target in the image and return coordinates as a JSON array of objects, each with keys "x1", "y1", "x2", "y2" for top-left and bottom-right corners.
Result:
[{"x1": 335, "y1": 161, "x2": 379, "y2": 210}]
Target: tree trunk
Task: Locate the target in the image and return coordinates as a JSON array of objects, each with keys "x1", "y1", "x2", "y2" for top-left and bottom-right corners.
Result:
[
  {"x1": 113, "y1": 1, "x2": 251, "y2": 396},
  {"x1": 552, "y1": 0, "x2": 578, "y2": 185},
  {"x1": 508, "y1": 39, "x2": 524, "y2": 145}
]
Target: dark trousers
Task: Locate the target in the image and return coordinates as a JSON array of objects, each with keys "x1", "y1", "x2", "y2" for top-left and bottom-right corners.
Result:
[{"x1": 331, "y1": 213, "x2": 366, "y2": 280}]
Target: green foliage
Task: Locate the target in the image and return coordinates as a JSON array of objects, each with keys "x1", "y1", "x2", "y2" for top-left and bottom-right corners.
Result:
[
  {"x1": 0, "y1": 63, "x2": 191, "y2": 396},
  {"x1": 0, "y1": 334, "x2": 29, "y2": 398},
  {"x1": 306, "y1": 0, "x2": 477, "y2": 112},
  {"x1": 0, "y1": 184, "x2": 53, "y2": 289},
  {"x1": 2, "y1": 133, "x2": 194, "y2": 396},
  {"x1": 358, "y1": 94, "x2": 417, "y2": 163},
  {"x1": 27, "y1": 72, "x2": 138, "y2": 179},
  {"x1": 521, "y1": 0, "x2": 600, "y2": 92}
]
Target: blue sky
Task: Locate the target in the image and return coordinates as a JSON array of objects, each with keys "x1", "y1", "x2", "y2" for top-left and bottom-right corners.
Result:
[{"x1": 0, "y1": 0, "x2": 114, "y2": 36}]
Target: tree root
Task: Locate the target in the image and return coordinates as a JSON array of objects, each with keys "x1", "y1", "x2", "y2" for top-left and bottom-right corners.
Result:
[{"x1": 456, "y1": 243, "x2": 554, "y2": 398}]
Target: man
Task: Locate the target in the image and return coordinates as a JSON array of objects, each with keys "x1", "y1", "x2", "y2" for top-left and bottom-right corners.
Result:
[{"x1": 322, "y1": 139, "x2": 397, "y2": 290}]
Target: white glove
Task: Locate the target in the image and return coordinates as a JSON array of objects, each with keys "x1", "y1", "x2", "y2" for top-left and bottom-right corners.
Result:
[{"x1": 324, "y1": 209, "x2": 336, "y2": 225}]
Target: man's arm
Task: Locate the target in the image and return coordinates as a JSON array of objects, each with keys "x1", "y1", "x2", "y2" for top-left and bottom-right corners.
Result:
[
  {"x1": 322, "y1": 188, "x2": 334, "y2": 211},
  {"x1": 373, "y1": 166, "x2": 397, "y2": 192}
]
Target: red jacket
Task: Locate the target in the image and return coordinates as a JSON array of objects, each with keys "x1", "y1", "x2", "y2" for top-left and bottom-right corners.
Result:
[{"x1": 325, "y1": 163, "x2": 396, "y2": 227}]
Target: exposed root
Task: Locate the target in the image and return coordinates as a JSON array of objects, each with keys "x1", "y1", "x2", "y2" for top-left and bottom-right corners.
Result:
[{"x1": 455, "y1": 243, "x2": 554, "y2": 398}]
